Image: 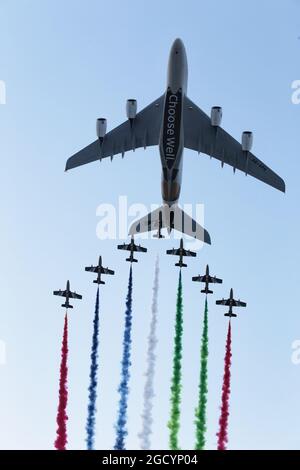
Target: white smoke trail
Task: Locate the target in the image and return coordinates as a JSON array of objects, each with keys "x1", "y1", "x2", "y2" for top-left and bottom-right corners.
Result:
[{"x1": 138, "y1": 256, "x2": 160, "y2": 450}]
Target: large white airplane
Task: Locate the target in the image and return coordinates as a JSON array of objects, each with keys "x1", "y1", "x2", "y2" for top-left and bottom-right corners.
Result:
[{"x1": 65, "y1": 38, "x2": 285, "y2": 244}]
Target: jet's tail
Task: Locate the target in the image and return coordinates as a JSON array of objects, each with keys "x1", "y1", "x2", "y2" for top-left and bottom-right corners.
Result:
[
  {"x1": 62, "y1": 303, "x2": 73, "y2": 309},
  {"x1": 127, "y1": 257, "x2": 138, "y2": 263},
  {"x1": 225, "y1": 312, "x2": 236, "y2": 318},
  {"x1": 175, "y1": 262, "x2": 187, "y2": 268},
  {"x1": 93, "y1": 279, "x2": 105, "y2": 284},
  {"x1": 128, "y1": 204, "x2": 211, "y2": 244},
  {"x1": 201, "y1": 288, "x2": 213, "y2": 294}
]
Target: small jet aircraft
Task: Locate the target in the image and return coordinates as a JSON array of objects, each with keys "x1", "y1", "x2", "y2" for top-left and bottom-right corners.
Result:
[
  {"x1": 117, "y1": 236, "x2": 147, "y2": 263},
  {"x1": 166, "y1": 237, "x2": 196, "y2": 267},
  {"x1": 192, "y1": 264, "x2": 223, "y2": 294},
  {"x1": 65, "y1": 38, "x2": 285, "y2": 243},
  {"x1": 216, "y1": 288, "x2": 247, "y2": 318},
  {"x1": 85, "y1": 255, "x2": 115, "y2": 284},
  {"x1": 53, "y1": 280, "x2": 82, "y2": 309}
]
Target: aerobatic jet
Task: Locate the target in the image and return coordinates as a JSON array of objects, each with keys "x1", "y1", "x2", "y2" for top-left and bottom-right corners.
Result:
[
  {"x1": 117, "y1": 236, "x2": 147, "y2": 263},
  {"x1": 166, "y1": 237, "x2": 196, "y2": 268},
  {"x1": 216, "y1": 288, "x2": 247, "y2": 318},
  {"x1": 85, "y1": 255, "x2": 115, "y2": 284},
  {"x1": 53, "y1": 280, "x2": 82, "y2": 309},
  {"x1": 65, "y1": 38, "x2": 285, "y2": 243},
  {"x1": 192, "y1": 264, "x2": 223, "y2": 294}
]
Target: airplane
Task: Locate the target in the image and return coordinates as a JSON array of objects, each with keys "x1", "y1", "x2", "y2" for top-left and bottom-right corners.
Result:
[
  {"x1": 216, "y1": 288, "x2": 247, "y2": 318},
  {"x1": 166, "y1": 237, "x2": 196, "y2": 267},
  {"x1": 65, "y1": 38, "x2": 285, "y2": 243},
  {"x1": 117, "y1": 236, "x2": 147, "y2": 263},
  {"x1": 85, "y1": 255, "x2": 115, "y2": 284},
  {"x1": 192, "y1": 264, "x2": 223, "y2": 294},
  {"x1": 53, "y1": 280, "x2": 82, "y2": 309}
]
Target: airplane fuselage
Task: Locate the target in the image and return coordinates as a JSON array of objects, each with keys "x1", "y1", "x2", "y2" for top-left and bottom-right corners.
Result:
[{"x1": 159, "y1": 39, "x2": 188, "y2": 206}]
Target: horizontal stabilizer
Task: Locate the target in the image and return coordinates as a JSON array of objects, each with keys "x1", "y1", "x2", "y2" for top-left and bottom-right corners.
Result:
[
  {"x1": 201, "y1": 289, "x2": 213, "y2": 294},
  {"x1": 62, "y1": 303, "x2": 73, "y2": 309}
]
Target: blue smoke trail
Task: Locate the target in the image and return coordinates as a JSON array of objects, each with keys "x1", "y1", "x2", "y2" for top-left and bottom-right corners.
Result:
[
  {"x1": 114, "y1": 265, "x2": 133, "y2": 450},
  {"x1": 86, "y1": 287, "x2": 100, "y2": 450}
]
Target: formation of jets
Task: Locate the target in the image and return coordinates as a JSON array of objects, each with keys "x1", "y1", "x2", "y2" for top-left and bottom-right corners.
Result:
[
  {"x1": 65, "y1": 38, "x2": 285, "y2": 243},
  {"x1": 117, "y1": 236, "x2": 147, "y2": 263}
]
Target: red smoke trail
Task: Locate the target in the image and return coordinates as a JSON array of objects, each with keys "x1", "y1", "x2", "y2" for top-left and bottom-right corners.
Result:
[
  {"x1": 54, "y1": 313, "x2": 69, "y2": 450},
  {"x1": 217, "y1": 321, "x2": 232, "y2": 451}
]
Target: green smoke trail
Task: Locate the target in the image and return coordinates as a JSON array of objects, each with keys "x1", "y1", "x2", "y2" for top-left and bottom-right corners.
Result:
[
  {"x1": 195, "y1": 296, "x2": 209, "y2": 450},
  {"x1": 168, "y1": 270, "x2": 183, "y2": 450}
]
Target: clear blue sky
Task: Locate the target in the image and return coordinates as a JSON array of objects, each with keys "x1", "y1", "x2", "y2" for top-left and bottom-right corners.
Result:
[{"x1": 0, "y1": 0, "x2": 299, "y2": 450}]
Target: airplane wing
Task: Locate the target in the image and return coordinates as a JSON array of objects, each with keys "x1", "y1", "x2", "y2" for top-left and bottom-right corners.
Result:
[
  {"x1": 65, "y1": 96, "x2": 164, "y2": 171},
  {"x1": 212, "y1": 277, "x2": 223, "y2": 284},
  {"x1": 192, "y1": 275, "x2": 205, "y2": 282},
  {"x1": 166, "y1": 248, "x2": 180, "y2": 256},
  {"x1": 135, "y1": 245, "x2": 147, "y2": 253},
  {"x1": 216, "y1": 299, "x2": 229, "y2": 306},
  {"x1": 69, "y1": 292, "x2": 82, "y2": 300},
  {"x1": 117, "y1": 243, "x2": 130, "y2": 251},
  {"x1": 85, "y1": 266, "x2": 98, "y2": 273},
  {"x1": 183, "y1": 97, "x2": 285, "y2": 193},
  {"x1": 184, "y1": 249, "x2": 196, "y2": 258},
  {"x1": 101, "y1": 267, "x2": 115, "y2": 275},
  {"x1": 53, "y1": 290, "x2": 66, "y2": 297},
  {"x1": 235, "y1": 300, "x2": 247, "y2": 307}
]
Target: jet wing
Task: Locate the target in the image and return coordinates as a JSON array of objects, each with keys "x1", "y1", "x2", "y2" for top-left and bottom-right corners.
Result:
[
  {"x1": 183, "y1": 97, "x2": 285, "y2": 193},
  {"x1": 235, "y1": 300, "x2": 247, "y2": 307},
  {"x1": 117, "y1": 243, "x2": 130, "y2": 251},
  {"x1": 216, "y1": 299, "x2": 230, "y2": 306},
  {"x1": 69, "y1": 292, "x2": 82, "y2": 300},
  {"x1": 53, "y1": 290, "x2": 66, "y2": 297},
  {"x1": 65, "y1": 96, "x2": 164, "y2": 171},
  {"x1": 85, "y1": 266, "x2": 98, "y2": 273},
  {"x1": 192, "y1": 275, "x2": 205, "y2": 282},
  {"x1": 184, "y1": 249, "x2": 196, "y2": 258},
  {"x1": 212, "y1": 277, "x2": 223, "y2": 284},
  {"x1": 101, "y1": 267, "x2": 115, "y2": 275},
  {"x1": 135, "y1": 245, "x2": 147, "y2": 253},
  {"x1": 166, "y1": 248, "x2": 180, "y2": 256}
]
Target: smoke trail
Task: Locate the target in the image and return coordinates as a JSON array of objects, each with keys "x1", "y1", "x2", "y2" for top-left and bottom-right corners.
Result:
[
  {"x1": 54, "y1": 313, "x2": 69, "y2": 450},
  {"x1": 168, "y1": 270, "x2": 184, "y2": 450},
  {"x1": 114, "y1": 265, "x2": 133, "y2": 450},
  {"x1": 195, "y1": 296, "x2": 209, "y2": 450},
  {"x1": 138, "y1": 257, "x2": 159, "y2": 450},
  {"x1": 217, "y1": 321, "x2": 232, "y2": 450},
  {"x1": 86, "y1": 287, "x2": 100, "y2": 450}
]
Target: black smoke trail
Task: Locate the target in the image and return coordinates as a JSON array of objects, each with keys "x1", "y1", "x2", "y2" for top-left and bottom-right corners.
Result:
[
  {"x1": 86, "y1": 287, "x2": 100, "y2": 450},
  {"x1": 138, "y1": 257, "x2": 159, "y2": 449},
  {"x1": 114, "y1": 265, "x2": 133, "y2": 450}
]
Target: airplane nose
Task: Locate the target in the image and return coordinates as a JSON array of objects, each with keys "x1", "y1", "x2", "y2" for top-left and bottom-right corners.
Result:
[{"x1": 172, "y1": 38, "x2": 184, "y2": 54}]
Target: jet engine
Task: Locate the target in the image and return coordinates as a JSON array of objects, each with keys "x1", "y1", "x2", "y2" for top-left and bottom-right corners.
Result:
[
  {"x1": 211, "y1": 106, "x2": 222, "y2": 127},
  {"x1": 126, "y1": 99, "x2": 137, "y2": 120},
  {"x1": 96, "y1": 118, "x2": 107, "y2": 141},
  {"x1": 242, "y1": 131, "x2": 253, "y2": 152}
]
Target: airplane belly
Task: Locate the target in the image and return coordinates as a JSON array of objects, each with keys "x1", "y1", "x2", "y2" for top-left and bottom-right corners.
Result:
[{"x1": 160, "y1": 88, "x2": 183, "y2": 170}]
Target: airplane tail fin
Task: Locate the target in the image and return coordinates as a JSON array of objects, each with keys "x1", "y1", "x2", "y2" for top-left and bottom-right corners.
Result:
[
  {"x1": 127, "y1": 258, "x2": 138, "y2": 263},
  {"x1": 201, "y1": 288, "x2": 213, "y2": 294},
  {"x1": 175, "y1": 262, "x2": 187, "y2": 268},
  {"x1": 129, "y1": 204, "x2": 211, "y2": 244},
  {"x1": 225, "y1": 312, "x2": 236, "y2": 318},
  {"x1": 93, "y1": 279, "x2": 105, "y2": 284},
  {"x1": 62, "y1": 303, "x2": 73, "y2": 309}
]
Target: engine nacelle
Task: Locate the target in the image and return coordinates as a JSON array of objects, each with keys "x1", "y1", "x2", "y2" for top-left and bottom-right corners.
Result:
[
  {"x1": 242, "y1": 131, "x2": 253, "y2": 152},
  {"x1": 96, "y1": 118, "x2": 107, "y2": 140},
  {"x1": 126, "y1": 99, "x2": 137, "y2": 120},
  {"x1": 211, "y1": 106, "x2": 222, "y2": 127}
]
